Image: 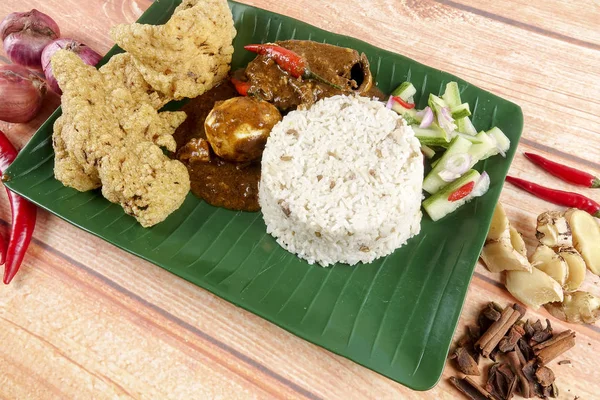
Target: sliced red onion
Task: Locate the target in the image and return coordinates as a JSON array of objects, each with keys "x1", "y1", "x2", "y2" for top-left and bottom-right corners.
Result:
[
  {"x1": 437, "y1": 106, "x2": 457, "y2": 133},
  {"x1": 438, "y1": 169, "x2": 462, "y2": 182},
  {"x1": 419, "y1": 107, "x2": 434, "y2": 128},
  {"x1": 472, "y1": 171, "x2": 490, "y2": 197},
  {"x1": 385, "y1": 96, "x2": 394, "y2": 109},
  {"x1": 444, "y1": 153, "x2": 471, "y2": 175}
]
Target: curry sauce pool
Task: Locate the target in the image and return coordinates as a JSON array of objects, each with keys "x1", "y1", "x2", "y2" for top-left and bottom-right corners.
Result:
[{"x1": 174, "y1": 82, "x2": 262, "y2": 211}]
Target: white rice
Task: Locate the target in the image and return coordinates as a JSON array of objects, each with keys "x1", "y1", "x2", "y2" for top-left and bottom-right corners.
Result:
[{"x1": 259, "y1": 95, "x2": 423, "y2": 267}]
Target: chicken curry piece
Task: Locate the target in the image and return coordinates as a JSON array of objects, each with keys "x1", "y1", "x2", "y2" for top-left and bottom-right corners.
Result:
[{"x1": 244, "y1": 40, "x2": 376, "y2": 110}]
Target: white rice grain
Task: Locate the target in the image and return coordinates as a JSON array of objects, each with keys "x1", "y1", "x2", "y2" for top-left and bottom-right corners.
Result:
[{"x1": 259, "y1": 95, "x2": 423, "y2": 267}]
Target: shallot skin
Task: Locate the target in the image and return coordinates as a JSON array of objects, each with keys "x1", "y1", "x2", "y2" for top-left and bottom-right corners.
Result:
[
  {"x1": 0, "y1": 64, "x2": 47, "y2": 123},
  {"x1": 0, "y1": 9, "x2": 60, "y2": 69}
]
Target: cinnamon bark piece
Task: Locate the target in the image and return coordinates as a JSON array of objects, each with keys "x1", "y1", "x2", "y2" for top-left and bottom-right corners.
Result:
[
  {"x1": 476, "y1": 305, "x2": 523, "y2": 357},
  {"x1": 535, "y1": 331, "x2": 576, "y2": 365},
  {"x1": 450, "y1": 347, "x2": 481, "y2": 376},
  {"x1": 507, "y1": 350, "x2": 531, "y2": 398},
  {"x1": 450, "y1": 376, "x2": 496, "y2": 400},
  {"x1": 499, "y1": 324, "x2": 525, "y2": 352},
  {"x1": 535, "y1": 366, "x2": 555, "y2": 386}
]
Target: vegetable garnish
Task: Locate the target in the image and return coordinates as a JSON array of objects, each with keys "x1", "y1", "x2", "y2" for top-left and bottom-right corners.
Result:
[
  {"x1": 244, "y1": 43, "x2": 342, "y2": 89},
  {"x1": 0, "y1": 64, "x2": 47, "y2": 123},
  {"x1": 524, "y1": 152, "x2": 600, "y2": 189},
  {"x1": 448, "y1": 181, "x2": 475, "y2": 202},
  {"x1": 0, "y1": 130, "x2": 37, "y2": 284},
  {"x1": 505, "y1": 176, "x2": 600, "y2": 218},
  {"x1": 41, "y1": 38, "x2": 102, "y2": 94},
  {"x1": 231, "y1": 77, "x2": 251, "y2": 96},
  {"x1": 418, "y1": 106, "x2": 433, "y2": 128},
  {"x1": 0, "y1": 9, "x2": 60, "y2": 69},
  {"x1": 391, "y1": 96, "x2": 415, "y2": 109}
]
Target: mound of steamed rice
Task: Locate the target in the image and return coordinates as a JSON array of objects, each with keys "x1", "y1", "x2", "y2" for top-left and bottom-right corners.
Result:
[{"x1": 259, "y1": 95, "x2": 423, "y2": 266}]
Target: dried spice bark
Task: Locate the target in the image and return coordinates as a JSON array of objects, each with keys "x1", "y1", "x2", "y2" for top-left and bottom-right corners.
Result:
[{"x1": 449, "y1": 302, "x2": 576, "y2": 400}]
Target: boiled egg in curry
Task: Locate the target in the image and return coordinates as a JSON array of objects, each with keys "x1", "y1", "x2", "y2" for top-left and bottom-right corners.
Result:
[{"x1": 204, "y1": 96, "x2": 282, "y2": 163}]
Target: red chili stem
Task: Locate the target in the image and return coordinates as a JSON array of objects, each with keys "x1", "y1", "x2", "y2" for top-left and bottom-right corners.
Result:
[
  {"x1": 244, "y1": 44, "x2": 342, "y2": 90},
  {"x1": 231, "y1": 77, "x2": 250, "y2": 96},
  {"x1": 391, "y1": 96, "x2": 415, "y2": 109},
  {"x1": 0, "y1": 130, "x2": 37, "y2": 284},
  {"x1": 524, "y1": 152, "x2": 600, "y2": 188},
  {"x1": 505, "y1": 175, "x2": 600, "y2": 218}
]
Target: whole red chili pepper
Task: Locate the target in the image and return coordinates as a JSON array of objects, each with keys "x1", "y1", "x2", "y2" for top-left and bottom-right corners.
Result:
[
  {"x1": 0, "y1": 217, "x2": 5, "y2": 265},
  {"x1": 448, "y1": 181, "x2": 475, "y2": 202},
  {"x1": 244, "y1": 44, "x2": 342, "y2": 89},
  {"x1": 392, "y1": 96, "x2": 415, "y2": 109},
  {"x1": 231, "y1": 77, "x2": 251, "y2": 96},
  {"x1": 505, "y1": 175, "x2": 600, "y2": 218},
  {"x1": 0, "y1": 130, "x2": 37, "y2": 284},
  {"x1": 524, "y1": 152, "x2": 600, "y2": 188}
]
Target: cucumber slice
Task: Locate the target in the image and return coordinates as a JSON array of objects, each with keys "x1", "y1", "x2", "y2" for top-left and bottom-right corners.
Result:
[
  {"x1": 423, "y1": 170, "x2": 483, "y2": 222},
  {"x1": 467, "y1": 131, "x2": 497, "y2": 164},
  {"x1": 391, "y1": 102, "x2": 420, "y2": 125},
  {"x1": 391, "y1": 82, "x2": 417, "y2": 101},
  {"x1": 450, "y1": 103, "x2": 471, "y2": 119},
  {"x1": 455, "y1": 131, "x2": 483, "y2": 144},
  {"x1": 423, "y1": 136, "x2": 472, "y2": 194},
  {"x1": 421, "y1": 144, "x2": 436, "y2": 159},
  {"x1": 487, "y1": 127, "x2": 510, "y2": 155},
  {"x1": 442, "y1": 82, "x2": 462, "y2": 107},
  {"x1": 428, "y1": 93, "x2": 447, "y2": 112},
  {"x1": 412, "y1": 125, "x2": 451, "y2": 148},
  {"x1": 456, "y1": 116, "x2": 478, "y2": 135}
]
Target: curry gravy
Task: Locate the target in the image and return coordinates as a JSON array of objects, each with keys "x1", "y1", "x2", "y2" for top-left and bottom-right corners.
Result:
[{"x1": 174, "y1": 82, "x2": 261, "y2": 212}]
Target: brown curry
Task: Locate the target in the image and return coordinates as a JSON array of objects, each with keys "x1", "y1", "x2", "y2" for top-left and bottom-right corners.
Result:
[
  {"x1": 175, "y1": 82, "x2": 262, "y2": 211},
  {"x1": 174, "y1": 40, "x2": 383, "y2": 212}
]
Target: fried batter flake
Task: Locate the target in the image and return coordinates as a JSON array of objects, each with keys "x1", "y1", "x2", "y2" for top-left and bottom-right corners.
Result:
[
  {"x1": 51, "y1": 50, "x2": 125, "y2": 178},
  {"x1": 99, "y1": 139, "x2": 190, "y2": 227},
  {"x1": 121, "y1": 104, "x2": 186, "y2": 153},
  {"x1": 52, "y1": 116, "x2": 101, "y2": 191},
  {"x1": 99, "y1": 53, "x2": 171, "y2": 112},
  {"x1": 51, "y1": 50, "x2": 190, "y2": 227},
  {"x1": 110, "y1": 0, "x2": 236, "y2": 99}
]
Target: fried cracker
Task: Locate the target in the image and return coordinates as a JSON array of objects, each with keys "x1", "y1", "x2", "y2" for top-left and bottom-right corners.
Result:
[
  {"x1": 52, "y1": 50, "x2": 125, "y2": 178},
  {"x1": 99, "y1": 53, "x2": 171, "y2": 111},
  {"x1": 51, "y1": 50, "x2": 190, "y2": 227},
  {"x1": 121, "y1": 104, "x2": 186, "y2": 153},
  {"x1": 98, "y1": 139, "x2": 190, "y2": 227},
  {"x1": 52, "y1": 116, "x2": 101, "y2": 191},
  {"x1": 110, "y1": 0, "x2": 236, "y2": 99}
]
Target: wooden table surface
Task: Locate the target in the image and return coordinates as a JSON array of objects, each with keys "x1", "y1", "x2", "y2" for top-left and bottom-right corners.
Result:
[{"x1": 1, "y1": 0, "x2": 599, "y2": 398}]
